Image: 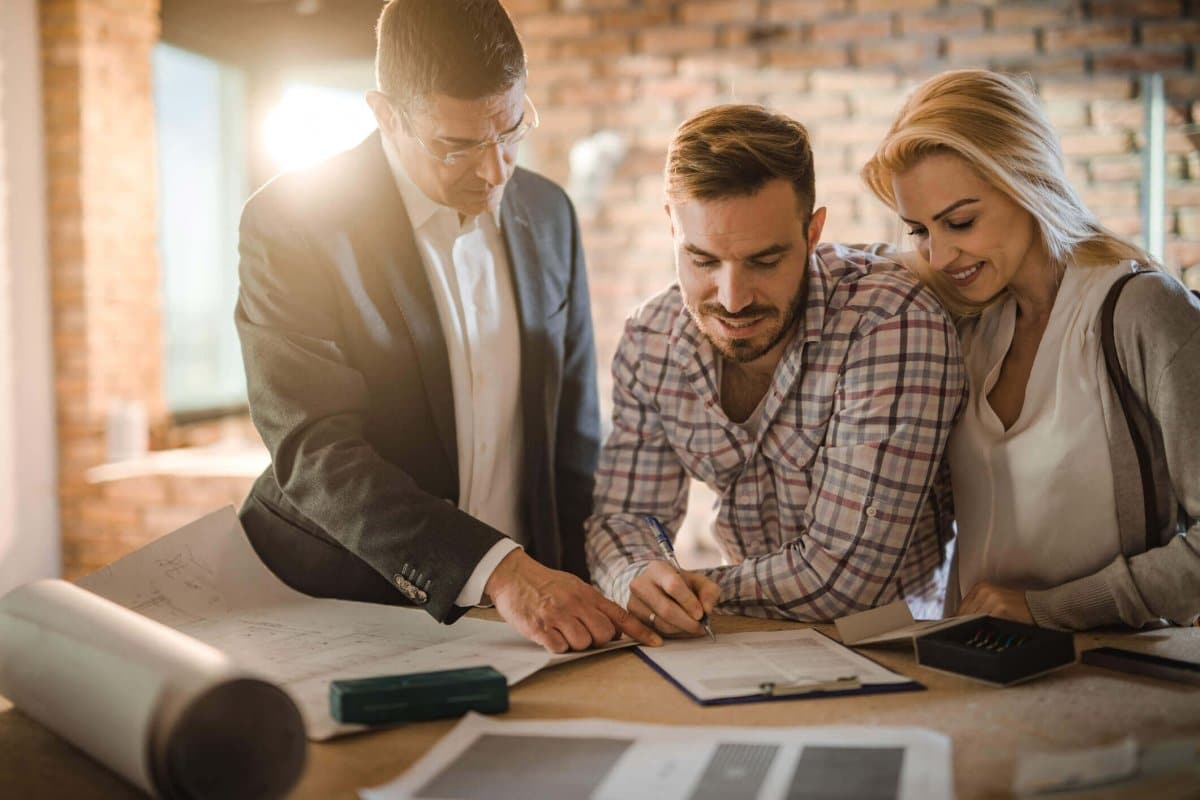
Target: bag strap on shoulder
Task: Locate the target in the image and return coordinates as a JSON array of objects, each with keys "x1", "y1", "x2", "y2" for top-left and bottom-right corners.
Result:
[{"x1": 1099, "y1": 269, "x2": 1158, "y2": 550}]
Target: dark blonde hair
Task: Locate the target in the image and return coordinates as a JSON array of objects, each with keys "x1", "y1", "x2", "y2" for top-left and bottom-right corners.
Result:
[
  {"x1": 375, "y1": 0, "x2": 525, "y2": 110},
  {"x1": 862, "y1": 69, "x2": 1151, "y2": 315},
  {"x1": 666, "y1": 104, "x2": 816, "y2": 221}
]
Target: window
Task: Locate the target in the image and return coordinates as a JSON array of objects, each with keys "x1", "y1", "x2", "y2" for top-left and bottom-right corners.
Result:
[
  {"x1": 262, "y1": 82, "x2": 377, "y2": 173},
  {"x1": 154, "y1": 52, "x2": 378, "y2": 414},
  {"x1": 153, "y1": 44, "x2": 248, "y2": 412}
]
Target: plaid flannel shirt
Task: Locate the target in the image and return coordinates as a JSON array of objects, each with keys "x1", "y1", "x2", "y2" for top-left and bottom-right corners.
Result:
[{"x1": 585, "y1": 243, "x2": 965, "y2": 620}]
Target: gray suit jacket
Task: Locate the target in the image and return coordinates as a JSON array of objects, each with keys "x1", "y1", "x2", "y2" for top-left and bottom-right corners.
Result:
[{"x1": 235, "y1": 132, "x2": 600, "y2": 624}]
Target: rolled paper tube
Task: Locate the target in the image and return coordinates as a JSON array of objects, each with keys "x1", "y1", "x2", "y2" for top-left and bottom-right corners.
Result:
[{"x1": 0, "y1": 579, "x2": 307, "y2": 800}]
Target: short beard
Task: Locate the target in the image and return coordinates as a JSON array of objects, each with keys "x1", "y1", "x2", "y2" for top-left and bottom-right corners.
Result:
[{"x1": 687, "y1": 273, "x2": 808, "y2": 364}]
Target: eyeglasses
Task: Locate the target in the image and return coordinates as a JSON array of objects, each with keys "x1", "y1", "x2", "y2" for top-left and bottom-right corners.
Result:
[{"x1": 400, "y1": 95, "x2": 539, "y2": 166}]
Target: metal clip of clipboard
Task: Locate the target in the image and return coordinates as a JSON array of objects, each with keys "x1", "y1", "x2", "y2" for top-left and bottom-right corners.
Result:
[{"x1": 758, "y1": 675, "x2": 861, "y2": 697}]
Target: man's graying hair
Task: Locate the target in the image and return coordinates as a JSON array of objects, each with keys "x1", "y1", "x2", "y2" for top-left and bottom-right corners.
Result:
[
  {"x1": 666, "y1": 105, "x2": 817, "y2": 223},
  {"x1": 375, "y1": 0, "x2": 526, "y2": 111}
]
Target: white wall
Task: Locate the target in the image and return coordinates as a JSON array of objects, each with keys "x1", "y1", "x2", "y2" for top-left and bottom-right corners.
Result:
[{"x1": 0, "y1": 0, "x2": 59, "y2": 594}]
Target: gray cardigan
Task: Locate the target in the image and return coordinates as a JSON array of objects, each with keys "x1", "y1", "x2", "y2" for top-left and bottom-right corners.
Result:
[{"x1": 943, "y1": 268, "x2": 1200, "y2": 630}]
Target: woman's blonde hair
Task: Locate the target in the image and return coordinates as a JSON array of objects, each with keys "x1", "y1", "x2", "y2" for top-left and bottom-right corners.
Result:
[{"x1": 862, "y1": 68, "x2": 1152, "y2": 316}]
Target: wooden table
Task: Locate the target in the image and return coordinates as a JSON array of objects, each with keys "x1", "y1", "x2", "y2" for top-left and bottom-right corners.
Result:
[{"x1": 2, "y1": 613, "x2": 1198, "y2": 799}]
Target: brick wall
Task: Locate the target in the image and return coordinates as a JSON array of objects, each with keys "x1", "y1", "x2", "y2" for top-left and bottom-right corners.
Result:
[
  {"x1": 506, "y1": 0, "x2": 1200, "y2": 411},
  {"x1": 39, "y1": 0, "x2": 1200, "y2": 576},
  {"x1": 41, "y1": 0, "x2": 170, "y2": 578},
  {"x1": 78, "y1": 472, "x2": 257, "y2": 569}
]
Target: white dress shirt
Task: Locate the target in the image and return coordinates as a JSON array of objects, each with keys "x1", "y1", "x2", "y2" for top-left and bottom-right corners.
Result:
[
  {"x1": 951, "y1": 262, "x2": 1128, "y2": 596},
  {"x1": 383, "y1": 141, "x2": 525, "y2": 607}
]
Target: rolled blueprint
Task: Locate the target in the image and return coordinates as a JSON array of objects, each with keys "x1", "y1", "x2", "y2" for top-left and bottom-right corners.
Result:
[{"x1": 0, "y1": 579, "x2": 307, "y2": 799}]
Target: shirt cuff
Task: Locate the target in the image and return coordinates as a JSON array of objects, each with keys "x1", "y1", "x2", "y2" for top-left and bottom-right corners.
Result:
[
  {"x1": 605, "y1": 560, "x2": 654, "y2": 609},
  {"x1": 1025, "y1": 565, "x2": 1122, "y2": 631},
  {"x1": 455, "y1": 539, "x2": 522, "y2": 608}
]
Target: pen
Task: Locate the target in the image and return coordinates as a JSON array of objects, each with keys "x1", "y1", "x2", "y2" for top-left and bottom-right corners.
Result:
[
  {"x1": 643, "y1": 515, "x2": 717, "y2": 642},
  {"x1": 758, "y1": 675, "x2": 860, "y2": 697}
]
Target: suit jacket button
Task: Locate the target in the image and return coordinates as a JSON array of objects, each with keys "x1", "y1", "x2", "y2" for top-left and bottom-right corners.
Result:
[{"x1": 394, "y1": 574, "x2": 429, "y2": 604}]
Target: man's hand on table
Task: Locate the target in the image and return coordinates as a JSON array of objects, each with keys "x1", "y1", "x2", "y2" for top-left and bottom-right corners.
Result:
[
  {"x1": 485, "y1": 549, "x2": 663, "y2": 653},
  {"x1": 627, "y1": 561, "x2": 720, "y2": 638}
]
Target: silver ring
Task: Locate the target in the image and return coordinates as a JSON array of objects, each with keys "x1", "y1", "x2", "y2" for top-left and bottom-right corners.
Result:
[{"x1": 648, "y1": 611, "x2": 657, "y2": 626}]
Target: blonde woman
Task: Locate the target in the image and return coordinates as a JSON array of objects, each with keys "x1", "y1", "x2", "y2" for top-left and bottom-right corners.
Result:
[{"x1": 862, "y1": 69, "x2": 1200, "y2": 630}]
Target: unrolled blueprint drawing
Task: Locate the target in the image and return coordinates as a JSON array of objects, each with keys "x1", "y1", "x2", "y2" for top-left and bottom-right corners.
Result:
[
  {"x1": 76, "y1": 506, "x2": 629, "y2": 740},
  {"x1": 362, "y1": 713, "x2": 953, "y2": 800}
]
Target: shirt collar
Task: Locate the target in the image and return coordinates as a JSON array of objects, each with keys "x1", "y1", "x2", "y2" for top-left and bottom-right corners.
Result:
[
  {"x1": 380, "y1": 130, "x2": 503, "y2": 231},
  {"x1": 799, "y1": 245, "x2": 832, "y2": 345}
]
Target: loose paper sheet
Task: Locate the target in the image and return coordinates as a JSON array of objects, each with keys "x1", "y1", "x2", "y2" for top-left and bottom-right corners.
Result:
[
  {"x1": 77, "y1": 506, "x2": 629, "y2": 740},
  {"x1": 835, "y1": 599, "x2": 984, "y2": 646},
  {"x1": 362, "y1": 713, "x2": 953, "y2": 800},
  {"x1": 637, "y1": 629, "x2": 913, "y2": 702},
  {"x1": 1012, "y1": 737, "x2": 1139, "y2": 795}
]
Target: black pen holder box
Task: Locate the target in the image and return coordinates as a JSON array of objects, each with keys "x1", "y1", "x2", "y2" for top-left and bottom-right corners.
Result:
[
  {"x1": 915, "y1": 616, "x2": 1075, "y2": 686},
  {"x1": 330, "y1": 666, "x2": 508, "y2": 725}
]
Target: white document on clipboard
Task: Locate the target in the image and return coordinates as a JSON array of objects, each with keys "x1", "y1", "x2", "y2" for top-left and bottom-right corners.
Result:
[{"x1": 637, "y1": 628, "x2": 917, "y2": 704}]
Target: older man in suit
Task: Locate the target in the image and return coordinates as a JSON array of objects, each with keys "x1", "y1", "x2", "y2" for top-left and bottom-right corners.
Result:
[{"x1": 235, "y1": 0, "x2": 657, "y2": 652}]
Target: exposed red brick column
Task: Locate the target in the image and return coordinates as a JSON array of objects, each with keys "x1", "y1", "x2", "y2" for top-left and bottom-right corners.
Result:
[{"x1": 41, "y1": 0, "x2": 164, "y2": 576}]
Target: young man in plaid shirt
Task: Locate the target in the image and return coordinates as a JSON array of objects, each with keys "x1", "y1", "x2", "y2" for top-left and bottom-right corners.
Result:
[{"x1": 584, "y1": 105, "x2": 965, "y2": 635}]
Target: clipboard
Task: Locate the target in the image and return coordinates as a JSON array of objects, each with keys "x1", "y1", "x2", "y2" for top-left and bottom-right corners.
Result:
[{"x1": 634, "y1": 628, "x2": 925, "y2": 706}]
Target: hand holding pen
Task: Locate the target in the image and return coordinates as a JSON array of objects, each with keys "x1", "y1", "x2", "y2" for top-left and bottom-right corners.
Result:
[{"x1": 625, "y1": 515, "x2": 719, "y2": 641}]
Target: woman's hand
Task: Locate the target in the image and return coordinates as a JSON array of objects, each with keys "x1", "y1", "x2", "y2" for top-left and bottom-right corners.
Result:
[{"x1": 959, "y1": 581, "x2": 1034, "y2": 625}]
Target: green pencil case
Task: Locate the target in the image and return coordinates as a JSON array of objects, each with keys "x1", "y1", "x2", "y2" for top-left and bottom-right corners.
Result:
[{"x1": 329, "y1": 665, "x2": 509, "y2": 725}]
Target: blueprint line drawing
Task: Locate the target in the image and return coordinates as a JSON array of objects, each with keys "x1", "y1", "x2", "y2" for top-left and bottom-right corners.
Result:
[{"x1": 77, "y1": 506, "x2": 628, "y2": 740}]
